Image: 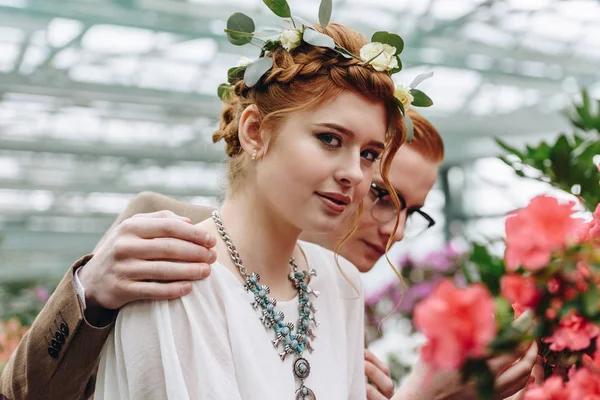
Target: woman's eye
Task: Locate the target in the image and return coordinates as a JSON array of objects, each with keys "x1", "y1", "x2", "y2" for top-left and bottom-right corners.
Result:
[
  {"x1": 317, "y1": 133, "x2": 342, "y2": 148},
  {"x1": 361, "y1": 149, "x2": 381, "y2": 163}
]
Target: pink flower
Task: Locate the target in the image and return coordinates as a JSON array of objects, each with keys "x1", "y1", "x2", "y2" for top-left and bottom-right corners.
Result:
[
  {"x1": 543, "y1": 313, "x2": 600, "y2": 352},
  {"x1": 589, "y1": 203, "x2": 600, "y2": 240},
  {"x1": 567, "y1": 367, "x2": 600, "y2": 399},
  {"x1": 414, "y1": 279, "x2": 497, "y2": 371},
  {"x1": 501, "y1": 274, "x2": 541, "y2": 308},
  {"x1": 34, "y1": 286, "x2": 50, "y2": 304},
  {"x1": 505, "y1": 196, "x2": 582, "y2": 271},
  {"x1": 523, "y1": 376, "x2": 568, "y2": 400}
]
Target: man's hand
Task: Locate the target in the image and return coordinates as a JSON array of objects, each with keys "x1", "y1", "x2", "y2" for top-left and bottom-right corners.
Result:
[
  {"x1": 393, "y1": 342, "x2": 538, "y2": 400},
  {"x1": 365, "y1": 350, "x2": 395, "y2": 399},
  {"x1": 79, "y1": 210, "x2": 217, "y2": 312}
]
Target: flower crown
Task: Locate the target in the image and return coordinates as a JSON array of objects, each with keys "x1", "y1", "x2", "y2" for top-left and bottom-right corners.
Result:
[{"x1": 217, "y1": 0, "x2": 434, "y2": 141}]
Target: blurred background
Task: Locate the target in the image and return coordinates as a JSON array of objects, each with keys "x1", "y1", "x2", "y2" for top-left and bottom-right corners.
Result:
[{"x1": 1, "y1": 0, "x2": 600, "y2": 378}]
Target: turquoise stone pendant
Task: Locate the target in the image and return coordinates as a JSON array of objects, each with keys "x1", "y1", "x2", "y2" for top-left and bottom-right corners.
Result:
[{"x1": 294, "y1": 358, "x2": 315, "y2": 399}]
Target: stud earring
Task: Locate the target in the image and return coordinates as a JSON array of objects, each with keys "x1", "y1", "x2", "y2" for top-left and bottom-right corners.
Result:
[{"x1": 251, "y1": 150, "x2": 258, "y2": 160}]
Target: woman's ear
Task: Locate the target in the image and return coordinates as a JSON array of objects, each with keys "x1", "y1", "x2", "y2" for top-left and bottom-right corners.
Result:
[{"x1": 238, "y1": 105, "x2": 269, "y2": 160}]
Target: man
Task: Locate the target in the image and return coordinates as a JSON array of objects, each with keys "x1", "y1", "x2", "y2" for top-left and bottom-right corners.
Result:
[{"x1": 0, "y1": 110, "x2": 535, "y2": 400}]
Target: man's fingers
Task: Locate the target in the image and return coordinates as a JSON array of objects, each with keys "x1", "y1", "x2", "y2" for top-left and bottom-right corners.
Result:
[
  {"x1": 366, "y1": 384, "x2": 389, "y2": 400},
  {"x1": 488, "y1": 353, "x2": 519, "y2": 374},
  {"x1": 495, "y1": 374, "x2": 531, "y2": 400},
  {"x1": 365, "y1": 350, "x2": 391, "y2": 377},
  {"x1": 494, "y1": 344, "x2": 539, "y2": 398},
  {"x1": 488, "y1": 342, "x2": 537, "y2": 375},
  {"x1": 365, "y1": 360, "x2": 394, "y2": 399},
  {"x1": 126, "y1": 261, "x2": 211, "y2": 282},
  {"x1": 122, "y1": 218, "x2": 216, "y2": 248},
  {"x1": 128, "y1": 237, "x2": 217, "y2": 263},
  {"x1": 131, "y1": 210, "x2": 192, "y2": 222},
  {"x1": 126, "y1": 281, "x2": 194, "y2": 302}
]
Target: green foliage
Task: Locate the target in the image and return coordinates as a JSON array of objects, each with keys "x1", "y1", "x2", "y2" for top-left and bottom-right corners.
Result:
[
  {"x1": 410, "y1": 89, "x2": 433, "y2": 107},
  {"x1": 318, "y1": 0, "x2": 332, "y2": 28},
  {"x1": 226, "y1": 13, "x2": 255, "y2": 46},
  {"x1": 371, "y1": 31, "x2": 404, "y2": 54},
  {"x1": 497, "y1": 89, "x2": 600, "y2": 209},
  {"x1": 467, "y1": 243, "x2": 506, "y2": 296},
  {"x1": 263, "y1": 0, "x2": 292, "y2": 18}
]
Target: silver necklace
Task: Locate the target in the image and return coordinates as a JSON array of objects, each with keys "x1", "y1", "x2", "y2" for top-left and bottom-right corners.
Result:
[{"x1": 211, "y1": 210, "x2": 319, "y2": 399}]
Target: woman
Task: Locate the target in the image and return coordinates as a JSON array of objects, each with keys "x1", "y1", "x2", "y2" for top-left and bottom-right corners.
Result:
[{"x1": 94, "y1": 22, "x2": 405, "y2": 399}]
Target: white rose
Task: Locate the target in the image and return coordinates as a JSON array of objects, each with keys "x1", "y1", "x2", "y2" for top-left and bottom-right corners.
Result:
[
  {"x1": 359, "y1": 42, "x2": 398, "y2": 72},
  {"x1": 394, "y1": 85, "x2": 414, "y2": 109},
  {"x1": 236, "y1": 56, "x2": 255, "y2": 67},
  {"x1": 280, "y1": 28, "x2": 302, "y2": 51}
]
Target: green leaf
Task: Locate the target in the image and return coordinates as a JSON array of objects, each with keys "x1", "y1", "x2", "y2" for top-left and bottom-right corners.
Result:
[
  {"x1": 475, "y1": 362, "x2": 496, "y2": 400},
  {"x1": 495, "y1": 138, "x2": 524, "y2": 158},
  {"x1": 263, "y1": 0, "x2": 291, "y2": 18},
  {"x1": 303, "y1": 28, "x2": 335, "y2": 49},
  {"x1": 318, "y1": 0, "x2": 332, "y2": 28},
  {"x1": 583, "y1": 283, "x2": 599, "y2": 318},
  {"x1": 405, "y1": 111, "x2": 414, "y2": 142},
  {"x1": 227, "y1": 67, "x2": 246, "y2": 84},
  {"x1": 389, "y1": 57, "x2": 402, "y2": 74},
  {"x1": 244, "y1": 57, "x2": 274, "y2": 87},
  {"x1": 410, "y1": 89, "x2": 433, "y2": 107},
  {"x1": 469, "y1": 244, "x2": 505, "y2": 296},
  {"x1": 394, "y1": 98, "x2": 405, "y2": 116},
  {"x1": 226, "y1": 13, "x2": 255, "y2": 46},
  {"x1": 217, "y1": 84, "x2": 233, "y2": 102},
  {"x1": 371, "y1": 31, "x2": 404, "y2": 54}
]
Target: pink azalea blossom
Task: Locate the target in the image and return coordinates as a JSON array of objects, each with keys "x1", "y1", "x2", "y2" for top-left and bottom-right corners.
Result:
[
  {"x1": 501, "y1": 274, "x2": 541, "y2": 309},
  {"x1": 543, "y1": 312, "x2": 600, "y2": 352},
  {"x1": 567, "y1": 367, "x2": 600, "y2": 399},
  {"x1": 414, "y1": 279, "x2": 497, "y2": 371},
  {"x1": 523, "y1": 376, "x2": 568, "y2": 400},
  {"x1": 505, "y1": 196, "x2": 583, "y2": 271}
]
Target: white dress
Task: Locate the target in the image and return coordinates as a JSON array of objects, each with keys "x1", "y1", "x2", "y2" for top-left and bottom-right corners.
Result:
[{"x1": 94, "y1": 241, "x2": 366, "y2": 400}]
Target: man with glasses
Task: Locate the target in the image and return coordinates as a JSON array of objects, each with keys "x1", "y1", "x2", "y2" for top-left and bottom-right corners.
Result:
[{"x1": 1, "y1": 111, "x2": 535, "y2": 400}]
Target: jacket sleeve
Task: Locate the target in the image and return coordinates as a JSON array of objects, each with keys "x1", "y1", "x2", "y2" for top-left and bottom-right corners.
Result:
[
  {"x1": 0, "y1": 191, "x2": 211, "y2": 400},
  {"x1": 0, "y1": 255, "x2": 115, "y2": 400}
]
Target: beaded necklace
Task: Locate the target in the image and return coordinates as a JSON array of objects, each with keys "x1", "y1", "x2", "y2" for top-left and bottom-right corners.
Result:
[{"x1": 212, "y1": 210, "x2": 319, "y2": 399}]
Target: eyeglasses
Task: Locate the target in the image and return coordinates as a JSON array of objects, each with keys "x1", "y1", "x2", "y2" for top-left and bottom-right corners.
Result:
[{"x1": 369, "y1": 182, "x2": 436, "y2": 238}]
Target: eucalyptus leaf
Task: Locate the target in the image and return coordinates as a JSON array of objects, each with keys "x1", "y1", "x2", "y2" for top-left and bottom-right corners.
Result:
[
  {"x1": 394, "y1": 97, "x2": 405, "y2": 116},
  {"x1": 263, "y1": 0, "x2": 291, "y2": 18},
  {"x1": 244, "y1": 57, "x2": 274, "y2": 87},
  {"x1": 409, "y1": 71, "x2": 434, "y2": 89},
  {"x1": 217, "y1": 84, "x2": 233, "y2": 102},
  {"x1": 226, "y1": 13, "x2": 255, "y2": 45},
  {"x1": 227, "y1": 67, "x2": 246, "y2": 84},
  {"x1": 404, "y1": 111, "x2": 414, "y2": 142},
  {"x1": 318, "y1": 0, "x2": 332, "y2": 28},
  {"x1": 410, "y1": 89, "x2": 433, "y2": 107},
  {"x1": 303, "y1": 28, "x2": 335, "y2": 49},
  {"x1": 371, "y1": 31, "x2": 404, "y2": 54},
  {"x1": 292, "y1": 16, "x2": 314, "y2": 28}
]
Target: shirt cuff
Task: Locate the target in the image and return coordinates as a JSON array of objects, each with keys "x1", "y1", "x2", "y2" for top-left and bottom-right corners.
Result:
[{"x1": 74, "y1": 266, "x2": 87, "y2": 310}]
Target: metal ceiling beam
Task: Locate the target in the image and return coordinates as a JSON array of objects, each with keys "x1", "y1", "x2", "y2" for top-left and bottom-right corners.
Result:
[
  {"x1": 0, "y1": 178, "x2": 221, "y2": 197},
  {"x1": 0, "y1": 72, "x2": 221, "y2": 113},
  {"x1": 0, "y1": 137, "x2": 225, "y2": 163},
  {"x1": 3, "y1": 1, "x2": 599, "y2": 87}
]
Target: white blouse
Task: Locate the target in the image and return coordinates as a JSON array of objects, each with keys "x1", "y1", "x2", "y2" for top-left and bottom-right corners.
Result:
[{"x1": 94, "y1": 241, "x2": 367, "y2": 400}]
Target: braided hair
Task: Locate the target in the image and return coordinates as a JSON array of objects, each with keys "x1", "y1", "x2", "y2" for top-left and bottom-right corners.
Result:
[{"x1": 213, "y1": 23, "x2": 406, "y2": 187}]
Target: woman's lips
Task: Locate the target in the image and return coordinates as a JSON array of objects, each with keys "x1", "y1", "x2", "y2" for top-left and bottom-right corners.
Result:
[{"x1": 316, "y1": 192, "x2": 350, "y2": 213}]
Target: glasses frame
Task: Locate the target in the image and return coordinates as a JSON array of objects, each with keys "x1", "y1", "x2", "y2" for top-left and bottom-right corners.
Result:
[{"x1": 369, "y1": 182, "x2": 436, "y2": 233}]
